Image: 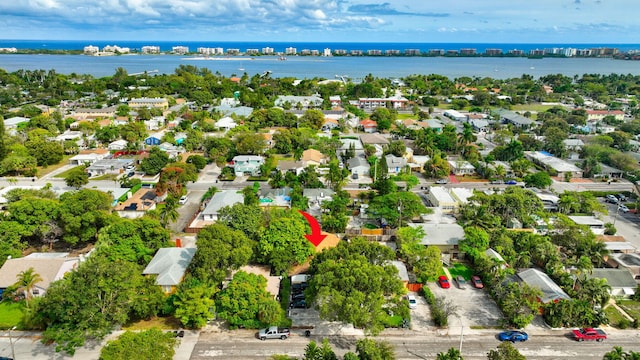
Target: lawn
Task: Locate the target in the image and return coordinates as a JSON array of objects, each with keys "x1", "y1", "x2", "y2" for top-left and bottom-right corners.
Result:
[
  {"x1": 604, "y1": 305, "x2": 628, "y2": 328},
  {"x1": 123, "y1": 316, "x2": 182, "y2": 330},
  {"x1": 448, "y1": 263, "x2": 473, "y2": 280},
  {"x1": 0, "y1": 300, "x2": 25, "y2": 329},
  {"x1": 37, "y1": 155, "x2": 73, "y2": 177},
  {"x1": 510, "y1": 104, "x2": 557, "y2": 113},
  {"x1": 53, "y1": 164, "x2": 84, "y2": 178},
  {"x1": 618, "y1": 299, "x2": 640, "y2": 320}
]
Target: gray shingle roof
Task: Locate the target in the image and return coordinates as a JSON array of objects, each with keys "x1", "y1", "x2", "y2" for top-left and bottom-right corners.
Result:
[
  {"x1": 143, "y1": 248, "x2": 196, "y2": 286},
  {"x1": 517, "y1": 268, "x2": 570, "y2": 303}
]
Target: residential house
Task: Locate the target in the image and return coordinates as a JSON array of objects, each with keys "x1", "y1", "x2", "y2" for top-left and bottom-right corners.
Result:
[
  {"x1": 408, "y1": 223, "x2": 465, "y2": 258},
  {"x1": 385, "y1": 154, "x2": 407, "y2": 174},
  {"x1": 484, "y1": 248, "x2": 508, "y2": 269},
  {"x1": 443, "y1": 109, "x2": 467, "y2": 122},
  {"x1": 607, "y1": 253, "x2": 640, "y2": 280},
  {"x1": 277, "y1": 160, "x2": 306, "y2": 176},
  {"x1": 563, "y1": 139, "x2": 585, "y2": 152},
  {"x1": 321, "y1": 118, "x2": 340, "y2": 132},
  {"x1": 589, "y1": 269, "x2": 636, "y2": 297},
  {"x1": 68, "y1": 149, "x2": 109, "y2": 166},
  {"x1": 127, "y1": 97, "x2": 169, "y2": 110},
  {"x1": 274, "y1": 94, "x2": 323, "y2": 109},
  {"x1": 259, "y1": 187, "x2": 292, "y2": 208},
  {"x1": 108, "y1": 139, "x2": 128, "y2": 151},
  {"x1": 525, "y1": 151, "x2": 583, "y2": 178},
  {"x1": 4, "y1": 116, "x2": 29, "y2": 131},
  {"x1": 448, "y1": 160, "x2": 476, "y2": 176},
  {"x1": 426, "y1": 119, "x2": 444, "y2": 132},
  {"x1": 215, "y1": 116, "x2": 238, "y2": 131},
  {"x1": 568, "y1": 215, "x2": 605, "y2": 235},
  {"x1": 359, "y1": 119, "x2": 378, "y2": 133},
  {"x1": 408, "y1": 155, "x2": 430, "y2": 172},
  {"x1": 144, "y1": 116, "x2": 164, "y2": 130},
  {"x1": 213, "y1": 104, "x2": 254, "y2": 117},
  {"x1": 347, "y1": 155, "x2": 371, "y2": 176},
  {"x1": 142, "y1": 248, "x2": 196, "y2": 294},
  {"x1": 497, "y1": 109, "x2": 535, "y2": 129},
  {"x1": 358, "y1": 96, "x2": 408, "y2": 110},
  {"x1": 329, "y1": 95, "x2": 342, "y2": 108},
  {"x1": 390, "y1": 260, "x2": 410, "y2": 287},
  {"x1": 426, "y1": 186, "x2": 458, "y2": 214},
  {"x1": 145, "y1": 132, "x2": 163, "y2": 146},
  {"x1": 301, "y1": 149, "x2": 327, "y2": 166},
  {"x1": 339, "y1": 138, "x2": 364, "y2": 152},
  {"x1": 86, "y1": 158, "x2": 134, "y2": 177},
  {"x1": 469, "y1": 119, "x2": 489, "y2": 132},
  {"x1": 232, "y1": 155, "x2": 264, "y2": 176},
  {"x1": 594, "y1": 163, "x2": 624, "y2": 179},
  {"x1": 200, "y1": 190, "x2": 244, "y2": 222},
  {"x1": 158, "y1": 142, "x2": 185, "y2": 158},
  {"x1": 0, "y1": 253, "x2": 80, "y2": 298},
  {"x1": 72, "y1": 106, "x2": 117, "y2": 120},
  {"x1": 114, "y1": 188, "x2": 157, "y2": 219},
  {"x1": 511, "y1": 268, "x2": 570, "y2": 304},
  {"x1": 359, "y1": 133, "x2": 390, "y2": 146},
  {"x1": 586, "y1": 110, "x2": 625, "y2": 122},
  {"x1": 597, "y1": 235, "x2": 637, "y2": 254}
]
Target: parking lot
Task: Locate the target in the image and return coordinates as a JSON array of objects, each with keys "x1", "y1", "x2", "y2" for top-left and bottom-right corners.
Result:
[{"x1": 427, "y1": 277, "x2": 503, "y2": 328}]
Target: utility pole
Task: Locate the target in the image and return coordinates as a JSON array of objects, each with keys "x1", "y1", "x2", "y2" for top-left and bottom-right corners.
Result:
[{"x1": 9, "y1": 326, "x2": 16, "y2": 360}]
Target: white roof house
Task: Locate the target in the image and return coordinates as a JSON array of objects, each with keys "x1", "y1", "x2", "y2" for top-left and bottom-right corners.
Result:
[
  {"x1": 201, "y1": 191, "x2": 244, "y2": 222},
  {"x1": 0, "y1": 253, "x2": 80, "y2": 298},
  {"x1": 525, "y1": 151, "x2": 583, "y2": 178},
  {"x1": 426, "y1": 186, "x2": 458, "y2": 214},
  {"x1": 408, "y1": 223, "x2": 465, "y2": 248},
  {"x1": 143, "y1": 247, "x2": 196, "y2": 293},
  {"x1": 568, "y1": 215, "x2": 605, "y2": 235},
  {"x1": 108, "y1": 139, "x2": 128, "y2": 150},
  {"x1": 449, "y1": 187, "x2": 474, "y2": 206},
  {"x1": 215, "y1": 116, "x2": 238, "y2": 131},
  {"x1": 448, "y1": 160, "x2": 475, "y2": 176}
]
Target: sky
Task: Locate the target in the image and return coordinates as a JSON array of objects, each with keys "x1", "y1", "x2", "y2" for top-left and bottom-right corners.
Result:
[{"x1": 0, "y1": 0, "x2": 639, "y2": 43}]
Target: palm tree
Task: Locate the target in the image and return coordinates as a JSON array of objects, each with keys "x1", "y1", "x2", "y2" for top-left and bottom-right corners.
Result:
[
  {"x1": 14, "y1": 267, "x2": 43, "y2": 304},
  {"x1": 160, "y1": 196, "x2": 180, "y2": 229}
]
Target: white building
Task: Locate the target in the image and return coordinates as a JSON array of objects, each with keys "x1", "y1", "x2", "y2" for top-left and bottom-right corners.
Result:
[
  {"x1": 426, "y1": 186, "x2": 458, "y2": 213},
  {"x1": 201, "y1": 191, "x2": 244, "y2": 222}
]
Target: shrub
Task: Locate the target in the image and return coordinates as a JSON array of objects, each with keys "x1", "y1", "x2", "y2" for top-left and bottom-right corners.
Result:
[
  {"x1": 421, "y1": 286, "x2": 435, "y2": 305},
  {"x1": 618, "y1": 318, "x2": 631, "y2": 329}
]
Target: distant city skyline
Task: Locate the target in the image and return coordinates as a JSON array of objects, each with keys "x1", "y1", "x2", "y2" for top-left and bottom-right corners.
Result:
[{"x1": 0, "y1": 1, "x2": 638, "y2": 44}]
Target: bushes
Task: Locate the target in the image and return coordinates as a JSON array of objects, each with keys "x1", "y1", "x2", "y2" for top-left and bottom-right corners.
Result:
[{"x1": 420, "y1": 286, "x2": 455, "y2": 328}]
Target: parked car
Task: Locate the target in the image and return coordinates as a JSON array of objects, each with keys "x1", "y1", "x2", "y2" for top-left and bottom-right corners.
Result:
[
  {"x1": 438, "y1": 275, "x2": 450, "y2": 289},
  {"x1": 617, "y1": 194, "x2": 628, "y2": 202},
  {"x1": 498, "y1": 330, "x2": 528, "y2": 342},
  {"x1": 407, "y1": 295, "x2": 418, "y2": 309},
  {"x1": 257, "y1": 326, "x2": 291, "y2": 340},
  {"x1": 471, "y1": 275, "x2": 484, "y2": 289},
  {"x1": 291, "y1": 282, "x2": 308, "y2": 292},
  {"x1": 179, "y1": 195, "x2": 189, "y2": 205},
  {"x1": 435, "y1": 178, "x2": 449, "y2": 184},
  {"x1": 618, "y1": 204, "x2": 630, "y2": 213},
  {"x1": 505, "y1": 179, "x2": 518, "y2": 185},
  {"x1": 572, "y1": 328, "x2": 607, "y2": 342},
  {"x1": 490, "y1": 179, "x2": 504, "y2": 184},
  {"x1": 290, "y1": 299, "x2": 308, "y2": 309},
  {"x1": 454, "y1": 275, "x2": 467, "y2": 289},
  {"x1": 606, "y1": 194, "x2": 619, "y2": 204}
]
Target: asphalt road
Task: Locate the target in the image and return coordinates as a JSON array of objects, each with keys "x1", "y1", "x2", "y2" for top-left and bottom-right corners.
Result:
[{"x1": 190, "y1": 328, "x2": 640, "y2": 360}]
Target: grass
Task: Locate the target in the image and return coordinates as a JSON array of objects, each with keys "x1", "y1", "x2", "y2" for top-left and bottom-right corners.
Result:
[
  {"x1": 618, "y1": 299, "x2": 640, "y2": 320},
  {"x1": 52, "y1": 164, "x2": 84, "y2": 178},
  {"x1": 123, "y1": 316, "x2": 182, "y2": 330},
  {"x1": 37, "y1": 155, "x2": 73, "y2": 177},
  {"x1": 0, "y1": 300, "x2": 25, "y2": 329},
  {"x1": 510, "y1": 104, "x2": 557, "y2": 113},
  {"x1": 604, "y1": 305, "x2": 627, "y2": 328},
  {"x1": 448, "y1": 263, "x2": 473, "y2": 280},
  {"x1": 92, "y1": 173, "x2": 119, "y2": 181}
]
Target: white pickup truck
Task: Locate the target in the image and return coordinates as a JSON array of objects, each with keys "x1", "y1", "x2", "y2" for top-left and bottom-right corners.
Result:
[{"x1": 257, "y1": 326, "x2": 290, "y2": 340}]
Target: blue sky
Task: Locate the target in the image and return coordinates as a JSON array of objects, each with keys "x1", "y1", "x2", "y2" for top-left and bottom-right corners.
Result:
[{"x1": 0, "y1": 0, "x2": 638, "y2": 43}]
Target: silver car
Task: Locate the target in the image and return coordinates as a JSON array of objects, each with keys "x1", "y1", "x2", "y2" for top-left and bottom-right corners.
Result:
[{"x1": 455, "y1": 276, "x2": 467, "y2": 289}]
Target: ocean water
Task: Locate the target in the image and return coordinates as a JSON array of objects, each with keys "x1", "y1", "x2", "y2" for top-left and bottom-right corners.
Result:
[{"x1": 1, "y1": 40, "x2": 640, "y2": 80}]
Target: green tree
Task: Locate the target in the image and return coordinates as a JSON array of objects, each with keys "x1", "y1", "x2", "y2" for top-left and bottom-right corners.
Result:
[
  {"x1": 99, "y1": 328, "x2": 177, "y2": 360},
  {"x1": 355, "y1": 338, "x2": 396, "y2": 360},
  {"x1": 37, "y1": 256, "x2": 163, "y2": 355},
  {"x1": 460, "y1": 226, "x2": 490, "y2": 259},
  {"x1": 235, "y1": 132, "x2": 266, "y2": 155},
  {"x1": 186, "y1": 154, "x2": 207, "y2": 171},
  {"x1": 190, "y1": 223, "x2": 253, "y2": 284},
  {"x1": 437, "y1": 347, "x2": 464, "y2": 360},
  {"x1": 487, "y1": 342, "x2": 526, "y2": 360},
  {"x1": 303, "y1": 339, "x2": 338, "y2": 360},
  {"x1": 174, "y1": 282, "x2": 216, "y2": 329},
  {"x1": 64, "y1": 166, "x2": 89, "y2": 189},
  {"x1": 218, "y1": 203, "x2": 264, "y2": 241},
  {"x1": 159, "y1": 195, "x2": 180, "y2": 229},
  {"x1": 14, "y1": 267, "x2": 43, "y2": 304},
  {"x1": 58, "y1": 189, "x2": 113, "y2": 246},
  {"x1": 299, "y1": 109, "x2": 325, "y2": 130},
  {"x1": 140, "y1": 147, "x2": 170, "y2": 175},
  {"x1": 424, "y1": 152, "x2": 450, "y2": 179},
  {"x1": 95, "y1": 217, "x2": 170, "y2": 265},
  {"x1": 367, "y1": 192, "x2": 428, "y2": 228},
  {"x1": 523, "y1": 171, "x2": 552, "y2": 188},
  {"x1": 258, "y1": 211, "x2": 314, "y2": 274},
  {"x1": 307, "y1": 238, "x2": 405, "y2": 335},
  {"x1": 215, "y1": 271, "x2": 284, "y2": 329},
  {"x1": 495, "y1": 281, "x2": 542, "y2": 328}
]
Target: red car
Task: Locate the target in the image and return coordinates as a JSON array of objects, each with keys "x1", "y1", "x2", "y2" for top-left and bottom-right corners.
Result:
[
  {"x1": 471, "y1": 275, "x2": 484, "y2": 289},
  {"x1": 438, "y1": 275, "x2": 450, "y2": 289}
]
